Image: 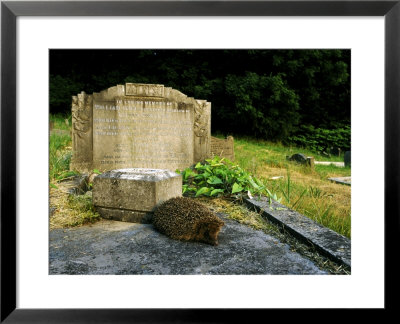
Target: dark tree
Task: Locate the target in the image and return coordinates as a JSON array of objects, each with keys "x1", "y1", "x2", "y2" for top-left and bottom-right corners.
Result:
[{"x1": 50, "y1": 49, "x2": 350, "y2": 145}]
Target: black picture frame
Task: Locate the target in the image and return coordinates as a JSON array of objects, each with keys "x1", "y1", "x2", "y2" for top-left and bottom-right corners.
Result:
[{"x1": 1, "y1": 0, "x2": 398, "y2": 322}]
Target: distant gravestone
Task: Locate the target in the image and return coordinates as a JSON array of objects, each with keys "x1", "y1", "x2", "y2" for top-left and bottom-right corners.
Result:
[
  {"x1": 210, "y1": 136, "x2": 235, "y2": 161},
  {"x1": 286, "y1": 153, "x2": 314, "y2": 169},
  {"x1": 70, "y1": 83, "x2": 211, "y2": 172},
  {"x1": 287, "y1": 153, "x2": 307, "y2": 164},
  {"x1": 344, "y1": 151, "x2": 351, "y2": 167},
  {"x1": 92, "y1": 168, "x2": 182, "y2": 223}
]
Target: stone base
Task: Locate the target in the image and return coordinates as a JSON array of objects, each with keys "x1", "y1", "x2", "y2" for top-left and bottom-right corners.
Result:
[
  {"x1": 92, "y1": 168, "x2": 182, "y2": 224},
  {"x1": 95, "y1": 206, "x2": 153, "y2": 224}
]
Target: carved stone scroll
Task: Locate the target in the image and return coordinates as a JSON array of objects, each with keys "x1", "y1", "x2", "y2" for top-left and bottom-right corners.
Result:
[{"x1": 70, "y1": 92, "x2": 93, "y2": 172}]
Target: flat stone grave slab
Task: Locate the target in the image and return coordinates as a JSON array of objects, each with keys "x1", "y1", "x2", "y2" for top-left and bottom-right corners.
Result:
[
  {"x1": 92, "y1": 168, "x2": 182, "y2": 223},
  {"x1": 49, "y1": 214, "x2": 328, "y2": 275},
  {"x1": 328, "y1": 176, "x2": 351, "y2": 186},
  {"x1": 315, "y1": 161, "x2": 345, "y2": 167},
  {"x1": 245, "y1": 197, "x2": 351, "y2": 269}
]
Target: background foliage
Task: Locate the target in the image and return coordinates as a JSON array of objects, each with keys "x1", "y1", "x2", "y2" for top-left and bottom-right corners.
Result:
[{"x1": 50, "y1": 49, "x2": 350, "y2": 151}]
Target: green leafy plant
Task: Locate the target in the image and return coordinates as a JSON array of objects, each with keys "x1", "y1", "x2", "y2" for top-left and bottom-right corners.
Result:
[{"x1": 177, "y1": 156, "x2": 280, "y2": 203}]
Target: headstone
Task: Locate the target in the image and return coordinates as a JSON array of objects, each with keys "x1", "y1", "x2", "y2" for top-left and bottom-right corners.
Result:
[
  {"x1": 210, "y1": 136, "x2": 235, "y2": 161},
  {"x1": 306, "y1": 156, "x2": 315, "y2": 169},
  {"x1": 286, "y1": 153, "x2": 314, "y2": 169},
  {"x1": 70, "y1": 83, "x2": 211, "y2": 173},
  {"x1": 344, "y1": 151, "x2": 351, "y2": 167},
  {"x1": 92, "y1": 168, "x2": 182, "y2": 223},
  {"x1": 287, "y1": 153, "x2": 307, "y2": 164}
]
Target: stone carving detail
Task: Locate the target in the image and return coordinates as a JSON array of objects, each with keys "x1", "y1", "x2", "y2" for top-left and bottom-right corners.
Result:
[
  {"x1": 194, "y1": 102, "x2": 209, "y2": 138},
  {"x1": 125, "y1": 83, "x2": 164, "y2": 97},
  {"x1": 71, "y1": 91, "x2": 93, "y2": 165}
]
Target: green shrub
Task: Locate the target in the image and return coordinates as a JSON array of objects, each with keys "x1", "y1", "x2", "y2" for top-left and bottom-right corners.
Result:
[{"x1": 287, "y1": 124, "x2": 350, "y2": 153}]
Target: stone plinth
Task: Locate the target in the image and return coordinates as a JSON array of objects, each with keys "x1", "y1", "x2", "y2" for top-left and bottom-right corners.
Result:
[{"x1": 92, "y1": 168, "x2": 182, "y2": 223}]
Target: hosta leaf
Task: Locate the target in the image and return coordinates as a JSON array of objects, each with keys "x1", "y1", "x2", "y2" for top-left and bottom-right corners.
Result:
[
  {"x1": 195, "y1": 187, "x2": 210, "y2": 197},
  {"x1": 231, "y1": 182, "x2": 244, "y2": 194},
  {"x1": 207, "y1": 176, "x2": 223, "y2": 185},
  {"x1": 210, "y1": 189, "x2": 225, "y2": 196}
]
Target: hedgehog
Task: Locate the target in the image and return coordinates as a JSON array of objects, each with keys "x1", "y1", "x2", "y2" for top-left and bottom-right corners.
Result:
[{"x1": 152, "y1": 197, "x2": 224, "y2": 246}]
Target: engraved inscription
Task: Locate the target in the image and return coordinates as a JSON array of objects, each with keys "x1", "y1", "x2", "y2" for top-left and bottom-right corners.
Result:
[
  {"x1": 210, "y1": 136, "x2": 235, "y2": 161},
  {"x1": 93, "y1": 99, "x2": 194, "y2": 170}
]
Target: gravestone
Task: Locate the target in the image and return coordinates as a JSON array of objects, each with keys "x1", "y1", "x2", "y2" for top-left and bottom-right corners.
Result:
[
  {"x1": 344, "y1": 151, "x2": 351, "y2": 167},
  {"x1": 287, "y1": 153, "x2": 307, "y2": 164},
  {"x1": 70, "y1": 83, "x2": 211, "y2": 173},
  {"x1": 286, "y1": 153, "x2": 314, "y2": 169},
  {"x1": 210, "y1": 136, "x2": 235, "y2": 161},
  {"x1": 92, "y1": 168, "x2": 182, "y2": 223}
]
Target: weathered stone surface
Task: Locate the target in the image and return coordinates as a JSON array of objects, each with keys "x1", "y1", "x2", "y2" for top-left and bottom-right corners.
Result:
[
  {"x1": 328, "y1": 177, "x2": 351, "y2": 186},
  {"x1": 245, "y1": 197, "x2": 351, "y2": 269},
  {"x1": 287, "y1": 153, "x2": 307, "y2": 164},
  {"x1": 314, "y1": 161, "x2": 345, "y2": 167},
  {"x1": 92, "y1": 168, "x2": 182, "y2": 223},
  {"x1": 49, "y1": 215, "x2": 329, "y2": 275},
  {"x1": 70, "y1": 91, "x2": 93, "y2": 171},
  {"x1": 344, "y1": 151, "x2": 351, "y2": 167},
  {"x1": 95, "y1": 207, "x2": 153, "y2": 224},
  {"x1": 287, "y1": 153, "x2": 314, "y2": 169},
  {"x1": 70, "y1": 83, "x2": 211, "y2": 172},
  {"x1": 306, "y1": 156, "x2": 315, "y2": 169},
  {"x1": 210, "y1": 136, "x2": 235, "y2": 161}
]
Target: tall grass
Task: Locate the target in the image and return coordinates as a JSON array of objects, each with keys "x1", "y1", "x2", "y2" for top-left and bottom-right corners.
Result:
[
  {"x1": 49, "y1": 132, "x2": 76, "y2": 181},
  {"x1": 232, "y1": 136, "x2": 351, "y2": 238},
  {"x1": 50, "y1": 113, "x2": 72, "y2": 131}
]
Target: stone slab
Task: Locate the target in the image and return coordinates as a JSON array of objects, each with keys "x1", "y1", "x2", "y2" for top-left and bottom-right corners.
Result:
[
  {"x1": 344, "y1": 151, "x2": 351, "y2": 167},
  {"x1": 315, "y1": 161, "x2": 345, "y2": 167},
  {"x1": 92, "y1": 168, "x2": 182, "y2": 222},
  {"x1": 210, "y1": 136, "x2": 235, "y2": 161},
  {"x1": 95, "y1": 207, "x2": 153, "y2": 224},
  {"x1": 245, "y1": 197, "x2": 351, "y2": 269},
  {"x1": 49, "y1": 215, "x2": 328, "y2": 275},
  {"x1": 328, "y1": 176, "x2": 351, "y2": 186}
]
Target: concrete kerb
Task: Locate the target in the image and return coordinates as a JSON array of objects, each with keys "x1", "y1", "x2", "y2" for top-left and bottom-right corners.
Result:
[{"x1": 244, "y1": 197, "x2": 351, "y2": 269}]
